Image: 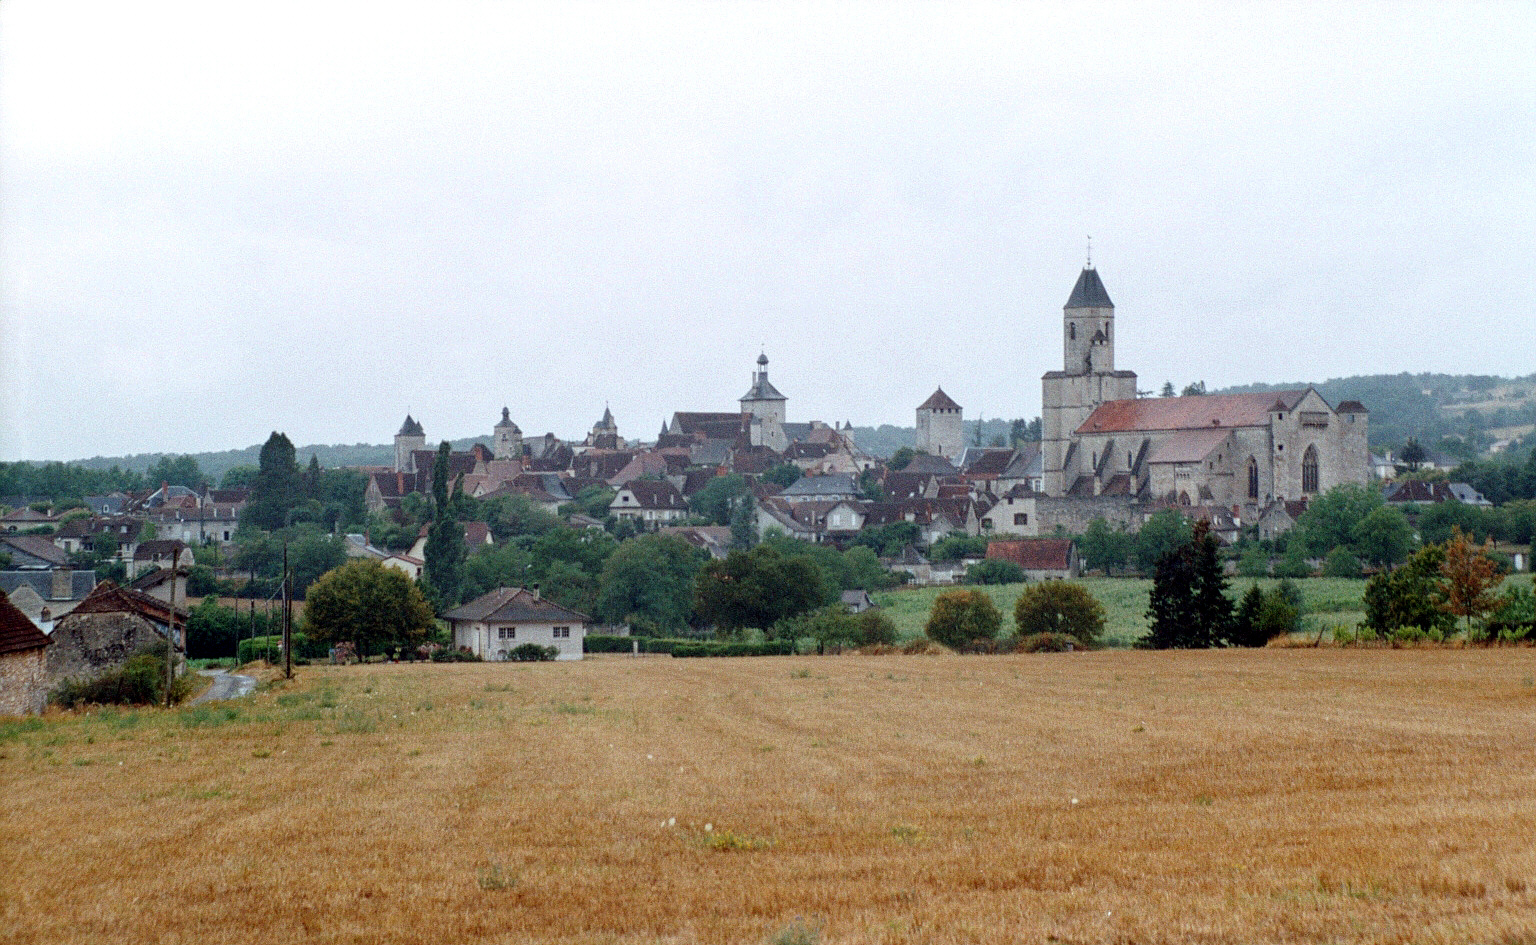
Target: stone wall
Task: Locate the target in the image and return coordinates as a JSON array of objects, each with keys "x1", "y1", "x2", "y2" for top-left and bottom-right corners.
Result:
[
  {"x1": 1033, "y1": 495, "x2": 1142, "y2": 534},
  {"x1": 46, "y1": 611, "x2": 162, "y2": 684},
  {"x1": 0, "y1": 647, "x2": 49, "y2": 715}
]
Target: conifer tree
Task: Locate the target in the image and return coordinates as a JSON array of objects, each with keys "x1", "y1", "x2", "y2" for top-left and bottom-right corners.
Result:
[
  {"x1": 1142, "y1": 520, "x2": 1233, "y2": 648},
  {"x1": 423, "y1": 441, "x2": 466, "y2": 608}
]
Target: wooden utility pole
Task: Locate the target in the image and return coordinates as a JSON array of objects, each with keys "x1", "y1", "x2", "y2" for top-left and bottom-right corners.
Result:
[
  {"x1": 282, "y1": 543, "x2": 293, "y2": 679},
  {"x1": 164, "y1": 561, "x2": 180, "y2": 708}
]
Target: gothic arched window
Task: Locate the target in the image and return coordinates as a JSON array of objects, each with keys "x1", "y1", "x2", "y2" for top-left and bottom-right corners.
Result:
[
  {"x1": 1247, "y1": 457, "x2": 1259, "y2": 500},
  {"x1": 1302, "y1": 446, "x2": 1319, "y2": 494},
  {"x1": 1069, "y1": 323, "x2": 1076, "y2": 340}
]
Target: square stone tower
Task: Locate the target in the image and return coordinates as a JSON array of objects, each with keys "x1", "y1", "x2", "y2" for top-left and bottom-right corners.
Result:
[
  {"x1": 1041, "y1": 266, "x2": 1138, "y2": 496},
  {"x1": 915, "y1": 388, "x2": 964, "y2": 459}
]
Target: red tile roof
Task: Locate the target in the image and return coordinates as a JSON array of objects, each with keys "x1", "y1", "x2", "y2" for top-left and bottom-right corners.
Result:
[
  {"x1": 1077, "y1": 390, "x2": 1309, "y2": 435},
  {"x1": 1145, "y1": 428, "x2": 1232, "y2": 465},
  {"x1": 918, "y1": 387, "x2": 962, "y2": 411},
  {"x1": 0, "y1": 591, "x2": 50, "y2": 656},
  {"x1": 986, "y1": 538, "x2": 1074, "y2": 571}
]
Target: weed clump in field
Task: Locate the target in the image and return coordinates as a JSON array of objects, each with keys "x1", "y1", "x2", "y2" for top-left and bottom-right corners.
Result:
[{"x1": 768, "y1": 918, "x2": 821, "y2": 945}]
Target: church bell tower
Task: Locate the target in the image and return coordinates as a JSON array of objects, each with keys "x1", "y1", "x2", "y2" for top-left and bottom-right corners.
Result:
[{"x1": 1041, "y1": 262, "x2": 1137, "y2": 496}]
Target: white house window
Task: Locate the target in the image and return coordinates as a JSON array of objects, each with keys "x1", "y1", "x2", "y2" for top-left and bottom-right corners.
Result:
[
  {"x1": 1013, "y1": 513, "x2": 1028, "y2": 525},
  {"x1": 497, "y1": 627, "x2": 516, "y2": 640},
  {"x1": 553, "y1": 627, "x2": 570, "y2": 639}
]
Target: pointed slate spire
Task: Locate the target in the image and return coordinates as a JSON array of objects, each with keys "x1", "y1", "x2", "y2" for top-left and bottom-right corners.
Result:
[{"x1": 1065, "y1": 267, "x2": 1114, "y2": 309}]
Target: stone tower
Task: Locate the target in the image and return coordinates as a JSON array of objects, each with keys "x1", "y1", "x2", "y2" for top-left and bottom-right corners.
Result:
[
  {"x1": 395, "y1": 414, "x2": 426, "y2": 473},
  {"x1": 915, "y1": 388, "x2": 964, "y2": 459},
  {"x1": 493, "y1": 407, "x2": 522, "y2": 461},
  {"x1": 1041, "y1": 266, "x2": 1138, "y2": 496},
  {"x1": 740, "y1": 352, "x2": 788, "y2": 452}
]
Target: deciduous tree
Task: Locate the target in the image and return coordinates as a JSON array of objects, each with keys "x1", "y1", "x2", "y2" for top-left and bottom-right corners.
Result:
[
  {"x1": 693, "y1": 545, "x2": 826, "y2": 636},
  {"x1": 305, "y1": 559, "x2": 436, "y2": 660},
  {"x1": 1439, "y1": 527, "x2": 1503, "y2": 638}
]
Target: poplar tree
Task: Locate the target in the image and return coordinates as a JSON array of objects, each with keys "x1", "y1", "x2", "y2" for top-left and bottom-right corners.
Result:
[{"x1": 423, "y1": 441, "x2": 465, "y2": 608}]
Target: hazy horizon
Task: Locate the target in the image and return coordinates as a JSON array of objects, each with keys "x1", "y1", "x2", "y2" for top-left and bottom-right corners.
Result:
[{"x1": 4, "y1": 2, "x2": 1532, "y2": 462}]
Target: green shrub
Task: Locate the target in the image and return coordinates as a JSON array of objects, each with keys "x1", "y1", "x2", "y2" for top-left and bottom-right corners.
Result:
[
  {"x1": 1012, "y1": 581, "x2": 1105, "y2": 646},
  {"x1": 51, "y1": 641, "x2": 193, "y2": 709},
  {"x1": 236, "y1": 632, "x2": 328, "y2": 665},
  {"x1": 924, "y1": 589, "x2": 1002, "y2": 649},
  {"x1": 430, "y1": 647, "x2": 484, "y2": 662},
  {"x1": 1014, "y1": 632, "x2": 1081, "y2": 653},
  {"x1": 1322, "y1": 546, "x2": 1362, "y2": 579},
  {"x1": 583, "y1": 635, "x2": 695, "y2": 654},
  {"x1": 853, "y1": 609, "x2": 898, "y2": 647},
  {"x1": 964, "y1": 559, "x2": 1024, "y2": 585},
  {"x1": 505, "y1": 643, "x2": 560, "y2": 662}
]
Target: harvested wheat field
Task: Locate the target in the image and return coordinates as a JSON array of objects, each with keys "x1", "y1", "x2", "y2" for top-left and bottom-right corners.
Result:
[{"x1": 6, "y1": 650, "x2": 1536, "y2": 944}]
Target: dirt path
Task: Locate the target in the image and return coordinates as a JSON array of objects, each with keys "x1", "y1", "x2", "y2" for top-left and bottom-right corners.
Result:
[{"x1": 189, "y1": 669, "x2": 257, "y2": 704}]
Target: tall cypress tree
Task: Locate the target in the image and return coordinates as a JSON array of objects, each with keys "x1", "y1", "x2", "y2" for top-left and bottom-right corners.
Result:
[{"x1": 423, "y1": 441, "x2": 465, "y2": 609}]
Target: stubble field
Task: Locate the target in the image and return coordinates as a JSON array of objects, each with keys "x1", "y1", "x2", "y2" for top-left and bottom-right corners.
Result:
[{"x1": 5, "y1": 650, "x2": 1536, "y2": 944}]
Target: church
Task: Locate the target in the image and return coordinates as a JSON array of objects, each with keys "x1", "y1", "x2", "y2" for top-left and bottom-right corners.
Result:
[{"x1": 1041, "y1": 265, "x2": 1370, "y2": 514}]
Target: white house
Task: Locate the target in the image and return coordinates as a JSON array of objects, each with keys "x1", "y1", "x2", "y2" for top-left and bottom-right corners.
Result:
[{"x1": 440, "y1": 586, "x2": 589, "y2": 661}]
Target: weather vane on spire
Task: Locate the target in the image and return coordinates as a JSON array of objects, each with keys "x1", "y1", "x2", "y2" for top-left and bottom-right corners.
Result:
[{"x1": 1086, "y1": 235, "x2": 1093, "y2": 269}]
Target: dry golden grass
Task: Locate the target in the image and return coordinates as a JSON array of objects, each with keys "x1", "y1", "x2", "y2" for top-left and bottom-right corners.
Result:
[{"x1": 6, "y1": 650, "x2": 1536, "y2": 944}]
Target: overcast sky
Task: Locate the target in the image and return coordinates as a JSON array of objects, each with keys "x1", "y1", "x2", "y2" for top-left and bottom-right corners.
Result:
[{"x1": 2, "y1": 2, "x2": 1533, "y2": 462}]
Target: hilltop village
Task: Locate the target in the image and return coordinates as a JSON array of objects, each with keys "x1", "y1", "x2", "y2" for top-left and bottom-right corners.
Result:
[
  {"x1": 364, "y1": 264, "x2": 1372, "y2": 547},
  {"x1": 11, "y1": 263, "x2": 1522, "y2": 710}
]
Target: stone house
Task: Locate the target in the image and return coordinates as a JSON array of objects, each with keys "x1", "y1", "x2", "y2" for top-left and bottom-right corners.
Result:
[
  {"x1": 46, "y1": 581, "x2": 186, "y2": 686},
  {"x1": 0, "y1": 568, "x2": 97, "y2": 622},
  {"x1": 441, "y1": 586, "x2": 589, "y2": 661},
  {"x1": 610, "y1": 481, "x2": 688, "y2": 526},
  {"x1": 985, "y1": 538, "x2": 1080, "y2": 581},
  {"x1": 0, "y1": 591, "x2": 52, "y2": 715},
  {"x1": 129, "y1": 540, "x2": 194, "y2": 579},
  {"x1": 779, "y1": 473, "x2": 860, "y2": 504},
  {"x1": 980, "y1": 486, "x2": 1040, "y2": 536},
  {"x1": 1, "y1": 534, "x2": 72, "y2": 570}
]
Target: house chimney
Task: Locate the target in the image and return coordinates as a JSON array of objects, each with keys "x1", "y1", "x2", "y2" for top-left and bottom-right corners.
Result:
[
  {"x1": 532, "y1": 583, "x2": 540, "y2": 601},
  {"x1": 39, "y1": 607, "x2": 53, "y2": 635},
  {"x1": 51, "y1": 567, "x2": 72, "y2": 601}
]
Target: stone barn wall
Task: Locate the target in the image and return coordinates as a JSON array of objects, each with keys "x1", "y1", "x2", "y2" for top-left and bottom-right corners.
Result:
[
  {"x1": 0, "y1": 648, "x2": 49, "y2": 715},
  {"x1": 46, "y1": 612, "x2": 165, "y2": 684}
]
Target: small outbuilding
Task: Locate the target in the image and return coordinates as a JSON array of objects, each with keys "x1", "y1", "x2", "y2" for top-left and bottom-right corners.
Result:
[
  {"x1": 0, "y1": 591, "x2": 52, "y2": 715},
  {"x1": 441, "y1": 587, "x2": 589, "y2": 661},
  {"x1": 985, "y1": 538, "x2": 1080, "y2": 581},
  {"x1": 46, "y1": 581, "x2": 186, "y2": 685}
]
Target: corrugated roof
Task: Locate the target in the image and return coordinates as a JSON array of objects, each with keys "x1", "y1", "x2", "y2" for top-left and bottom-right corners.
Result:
[
  {"x1": 1077, "y1": 390, "x2": 1309, "y2": 434},
  {"x1": 1065, "y1": 267, "x2": 1113, "y2": 309}
]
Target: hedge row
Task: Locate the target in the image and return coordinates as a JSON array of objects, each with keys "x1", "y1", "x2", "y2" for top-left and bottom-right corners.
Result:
[
  {"x1": 671, "y1": 640, "x2": 797, "y2": 658},
  {"x1": 236, "y1": 633, "x2": 330, "y2": 664},
  {"x1": 583, "y1": 635, "x2": 696, "y2": 654}
]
